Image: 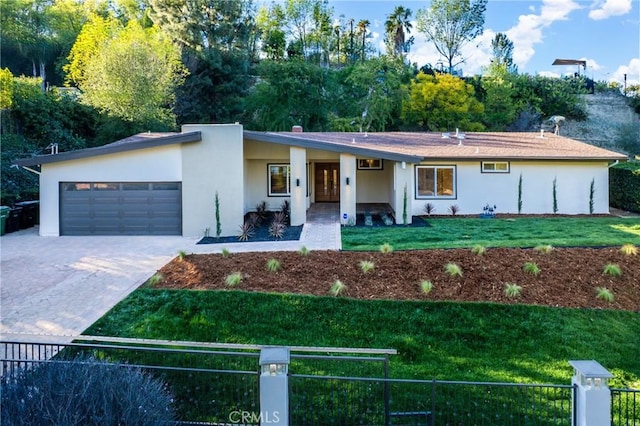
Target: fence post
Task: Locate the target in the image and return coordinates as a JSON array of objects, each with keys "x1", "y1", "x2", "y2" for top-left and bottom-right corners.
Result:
[
  {"x1": 259, "y1": 347, "x2": 290, "y2": 425},
  {"x1": 569, "y1": 360, "x2": 614, "y2": 426}
]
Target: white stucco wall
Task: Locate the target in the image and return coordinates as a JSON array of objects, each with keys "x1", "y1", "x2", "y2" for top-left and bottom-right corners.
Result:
[
  {"x1": 181, "y1": 124, "x2": 244, "y2": 237},
  {"x1": 410, "y1": 160, "x2": 611, "y2": 216},
  {"x1": 355, "y1": 162, "x2": 393, "y2": 203},
  {"x1": 38, "y1": 145, "x2": 182, "y2": 236},
  {"x1": 244, "y1": 159, "x2": 290, "y2": 212}
]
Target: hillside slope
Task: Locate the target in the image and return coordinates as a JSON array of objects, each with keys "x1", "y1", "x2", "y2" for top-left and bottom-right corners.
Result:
[{"x1": 561, "y1": 92, "x2": 639, "y2": 152}]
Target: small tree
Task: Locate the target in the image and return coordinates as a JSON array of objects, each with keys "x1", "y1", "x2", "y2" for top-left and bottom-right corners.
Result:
[
  {"x1": 215, "y1": 191, "x2": 221, "y2": 238},
  {"x1": 552, "y1": 177, "x2": 558, "y2": 214},
  {"x1": 517, "y1": 173, "x2": 523, "y2": 214},
  {"x1": 589, "y1": 178, "x2": 595, "y2": 214}
]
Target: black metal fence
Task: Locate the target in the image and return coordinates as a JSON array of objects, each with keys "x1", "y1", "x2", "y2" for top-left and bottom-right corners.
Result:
[
  {"x1": 1, "y1": 338, "x2": 638, "y2": 426},
  {"x1": 612, "y1": 388, "x2": 640, "y2": 426},
  {"x1": 290, "y1": 375, "x2": 575, "y2": 426}
]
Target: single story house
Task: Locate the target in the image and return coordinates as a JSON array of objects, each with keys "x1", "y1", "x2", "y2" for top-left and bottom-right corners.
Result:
[{"x1": 15, "y1": 123, "x2": 627, "y2": 237}]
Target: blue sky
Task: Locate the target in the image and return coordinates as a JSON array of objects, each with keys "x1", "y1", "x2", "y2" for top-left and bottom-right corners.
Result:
[{"x1": 329, "y1": 0, "x2": 640, "y2": 85}]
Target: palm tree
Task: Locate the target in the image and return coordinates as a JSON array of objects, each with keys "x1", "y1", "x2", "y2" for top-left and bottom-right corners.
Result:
[
  {"x1": 385, "y1": 6, "x2": 413, "y2": 57},
  {"x1": 357, "y1": 19, "x2": 370, "y2": 62}
]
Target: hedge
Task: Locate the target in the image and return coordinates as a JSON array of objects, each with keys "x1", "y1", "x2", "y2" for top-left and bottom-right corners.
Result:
[{"x1": 610, "y1": 161, "x2": 640, "y2": 213}]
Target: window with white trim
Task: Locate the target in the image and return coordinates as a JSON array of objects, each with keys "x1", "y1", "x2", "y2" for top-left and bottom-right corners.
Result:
[
  {"x1": 481, "y1": 161, "x2": 510, "y2": 173},
  {"x1": 416, "y1": 166, "x2": 456, "y2": 198},
  {"x1": 268, "y1": 164, "x2": 291, "y2": 196}
]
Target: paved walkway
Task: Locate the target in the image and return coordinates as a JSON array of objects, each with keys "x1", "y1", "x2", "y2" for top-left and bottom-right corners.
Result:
[{"x1": 0, "y1": 204, "x2": 341, "y2": 343}]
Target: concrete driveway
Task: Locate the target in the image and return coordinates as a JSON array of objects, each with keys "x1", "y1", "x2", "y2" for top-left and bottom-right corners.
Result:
[
  {"x1": 0, "y1": 227, "x2": 200, "y2": 340},
  {"x1": 0, "y1": 220, "x2": 339, "y2": 342}
]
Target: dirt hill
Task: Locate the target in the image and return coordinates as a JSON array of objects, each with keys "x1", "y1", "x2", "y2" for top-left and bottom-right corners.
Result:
[{"x1": 561, "y1": 92, "x2": 639, "y2": 151}]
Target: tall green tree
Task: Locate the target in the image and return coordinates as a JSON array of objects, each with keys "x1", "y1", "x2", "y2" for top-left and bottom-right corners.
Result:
[
  {"x1": 149, "y1": 0, "x2": 253, "y2": 52},
  {"x1": 384, "y1": 6, "x2": 414, "y2": 58},
  {"x1": 1, "y1": 0, "x2": 57, "y2": 90},
  {"x1": 356, "y1": 19, "x2": 370, "y2": 62},
  {"x1": 72, "y1": 20, "x2": 186, "y2": 129},
  {"x1": 64, "y1": 13, "x2": 119, "y2": 87},
  {"x1": 244, "y1": 60, "x2": 334, "y2": 131},
  {"x1": 481, "y1": 64, "x2": 518, "y2": 130},
  {"x1": 256, "y1": 3, "x2": 286, "y2": 60},
  {"x1": 334, "y1": 57, "x2": 412, "y2": 131},
  {"x1": 402, "y1": 72, "x2": 484, "y2": 131},
  {"x1": 490, "y1": 32, "x2": 517, "y2": 74},
  {"x1": 416, "y1": 0, "x2": 488, "y2": 74}
]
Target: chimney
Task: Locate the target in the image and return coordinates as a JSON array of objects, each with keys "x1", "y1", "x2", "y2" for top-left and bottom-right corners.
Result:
[{"x1": 292, "y1": 125, "x2": 303, "y2": 133}]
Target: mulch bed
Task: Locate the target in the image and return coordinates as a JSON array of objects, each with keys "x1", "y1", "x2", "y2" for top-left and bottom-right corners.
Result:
[{"x1": 155, "y1": 247, "x2": 640, "y2": 311}]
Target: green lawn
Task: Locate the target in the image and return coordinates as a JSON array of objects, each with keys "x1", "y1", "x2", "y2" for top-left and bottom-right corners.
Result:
[
  {"x1": 85, "y1": 289, "x2": 640, "y2": 388},
  {"x1": 341, "y1": 216, "x2": 640, "y2": 251}
]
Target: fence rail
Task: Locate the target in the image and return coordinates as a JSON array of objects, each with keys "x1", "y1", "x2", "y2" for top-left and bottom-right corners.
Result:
[
  {"x1": 1, "y1": 338, "x2": 638, "y2": 426},
  {"x1": 612, "y1": 388, "x2": 640, "y2": 426}
]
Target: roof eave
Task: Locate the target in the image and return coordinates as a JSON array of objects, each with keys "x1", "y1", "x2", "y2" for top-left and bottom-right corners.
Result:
[
  {"x1": 243, "y1": 130, "x2": 422, "y2": 163},
  {"x1": 14, "y1": 131, "x2": 202, "y2": 167}
]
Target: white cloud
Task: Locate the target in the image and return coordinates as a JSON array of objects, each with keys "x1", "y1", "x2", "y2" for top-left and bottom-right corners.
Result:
[
  {"x1": 610, "y1": 57, "x2": 640, "y2": 86},
  {"x1": 583, "y1": 58, "x2": 602, "y2": 71},
  {"x1": 506, "y1": 0, "x2": 582, "y2": 70},
  {"x1": 589, "y1": 0, "x2": 632, "y2": 20},
  {"x1": 538, "y1": 70, "x2": 561, "y2": 78}
]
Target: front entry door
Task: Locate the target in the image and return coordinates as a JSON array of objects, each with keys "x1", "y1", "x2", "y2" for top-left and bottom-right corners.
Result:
[{"x1": 315, "y1": 163, "x2": 340, "y2": 202}]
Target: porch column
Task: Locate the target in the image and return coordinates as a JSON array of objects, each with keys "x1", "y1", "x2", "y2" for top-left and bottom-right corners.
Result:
[
  {"x1": 340, "y1": 153, "x2": 356, "y2": 225},
  {"x1": 290, "y1": 146, "x2": 307, "y2": 226},
  {"x1": 394, "y1": 161, "x2": 413, "y2": 224}
]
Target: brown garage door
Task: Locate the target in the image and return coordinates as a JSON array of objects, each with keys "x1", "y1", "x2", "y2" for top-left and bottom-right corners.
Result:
[{"x1": 60, "y1": 182, "x2": 182, "y2": 235}]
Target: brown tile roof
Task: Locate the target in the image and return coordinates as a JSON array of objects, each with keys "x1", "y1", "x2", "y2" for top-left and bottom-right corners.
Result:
[{"x1": 267, "y1": 131, "x2": 627, "y2": 161}]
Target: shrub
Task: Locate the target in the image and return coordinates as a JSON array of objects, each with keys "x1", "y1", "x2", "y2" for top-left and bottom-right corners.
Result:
[
  {"x1": 448, "y1": 204, "x2": 460, "y2": 216},
  {"x1": 147, "y1": 272, "x2": 163, "y2": 287},
  {"x1": 424, "y1": 202, "x2": 436, "y2": 215},
  {"x1": 603, "y1": 263, "x2": 622, "y2": 277},
  {"x1": 298, "y1": 245, "x2": 310, "y2": 256},
  {"x1": 359, "y1": 260, "x2": 375, "y2": 274},
  {"x1": 248, "y1": 212, "x2": 261, "y2": 228},
  {"x1": 504, "y1": 283, "x2": 522, "y2": 298},
  {"x1": 221, "y1": 248, "x2": 231, "y2": 258},
  {"x1": 609, "y1": 161, "x2": 640, "y2": 213},
  {"x1": 534, "y1": 244, "x2": 554, "y2": 254},
  {"x1": 444, "y1": 262, "x2": 463, "y2": 277},
  {"x1": 238, "y1": 222, "x2": 254, "y2": 241},
  {"x1": 225, "y1": 272, "x2": 243, "y2": 286},
  {"x1": 595, "y1": 287, "x2": 614, "y2": 302},
  {"x1": 330, "y1": 280, "x2": 346, "y2": 296},
  {"x1": 471, "y1": 244, "x2": 486, "y2": 256},
  {"x1": 523, "y1": 262, "x2": 541, "y2": 276},
  {"x1": 620, "y1": 244, "x2": 637, "y2": 256},
  {"x1": 379, "y1": 243, "x2": 394, "y2": 254},
  {"x1": 269, "y1": 212, "x2": 287, "y2": 239},
  {"x1": 266, "y1": 258, "x2": 281, "y2": 272},
  {"x1": 0, "y1": 356, "x2": 175, "y2": 426},
  {"x1": 420, "y1": 280, "x2": 433, "y2": 294},
  {"x1": 280, "y1": 200, "x2": 290, "y2": 224},
  {"x1": 177, "y1": 250, "x2": 187, "y2": 261},
  {"x1": 256, "y1": 200, "x2": 268, "y2": 218}
]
